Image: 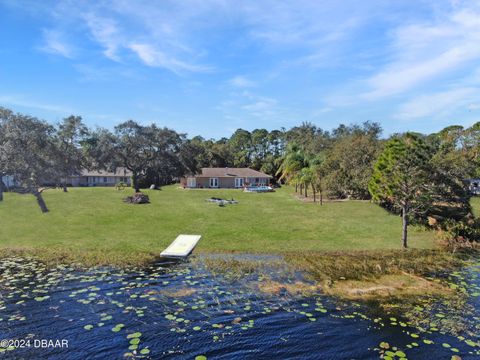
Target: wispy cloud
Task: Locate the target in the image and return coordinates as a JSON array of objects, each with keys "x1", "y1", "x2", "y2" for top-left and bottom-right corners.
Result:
[
  {"x1": 361, "y1": 4, "x2": 480, "y2": 100},
  {"x1": 396, "y1": 87, "x2": 479, "y2": 120},
  {"x1": 0, "y1": 94, "x2": 74, "y2": 114},
  {"x1": 40, "y1": 29, "x2": 74, "y2": 58},
  {"x1": 468, "y1": 103, "x2": 480, "y2": 111},
  {"x1": 37, "y1": 1, "x2": 216, "y2": 74},
  {"x1": 34, "y1": 0, "x2": 383, "y2": 76},
  {"x1": 216, "y1": 89, "x2": 292, "y2": 125},
  {"x1": 228, "y1": 76, "x2": 257, "y2": 88},
  {"x1": 84, "y1": 13, "x2": 121, "y2": 61},
  {"x1": 242, "y1": 97, "x2": 278, "y2": 118},
  {"x1": 128, "y1": 43, "x2": 212, "y2": 74}
]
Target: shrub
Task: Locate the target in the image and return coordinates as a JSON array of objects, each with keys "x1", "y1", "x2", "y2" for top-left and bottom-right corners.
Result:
[
  {"x1": 438, "y1": 217, "x2": 480, "y2": 247},
  {"x1": 116, "y1": 182, "x2": 127, "y2": 190}
]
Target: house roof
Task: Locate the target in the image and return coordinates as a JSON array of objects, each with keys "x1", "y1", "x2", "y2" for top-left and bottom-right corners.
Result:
[
  {"x1": 78, "y1": 167, "x2": 132, "y2": 177},
  {"x1": 195, "y1": 167, "x2": 272, "y2": 178}
]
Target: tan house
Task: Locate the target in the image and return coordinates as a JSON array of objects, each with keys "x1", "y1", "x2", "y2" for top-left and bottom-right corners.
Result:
[
  {"x1": 183, "y1": 167, "x2": 272, "y2": 189},
  {"x1": 69, "y1": 168, "x2": 132, "y2": 187}
]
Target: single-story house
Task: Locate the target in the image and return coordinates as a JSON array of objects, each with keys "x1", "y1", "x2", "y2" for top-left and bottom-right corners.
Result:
[
  {"x1": 1, "y1": 175, "x2": 18, "y2": 189},
  {"x1": 466, "y1": 178, "x2": 480, "y2": 195},
  {"x1": 182, "y1": 167, "x2": 272, "y2": 189},
  {"x1": 68, "y1": 168, "x2": 132, "y2": 187},
  {"x1": 1, "y1": 168, "x2": 132, "y2": 188}
]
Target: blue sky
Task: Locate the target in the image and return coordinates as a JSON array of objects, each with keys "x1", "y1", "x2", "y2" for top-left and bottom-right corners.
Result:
[{"x1": 1, "y1": 0, "x2": 480, "y2": 139}]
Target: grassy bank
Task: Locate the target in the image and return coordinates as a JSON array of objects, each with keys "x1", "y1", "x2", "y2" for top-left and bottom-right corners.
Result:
[
  {"x1": 471, "y1": 196, "x2": 480, "y2": 217},
  {"x1": 191, "y1": 249, "x2": 472, "y2": 317},
  {"x1": 0, "y1": 185, "x2": 436, "y2": 265}
]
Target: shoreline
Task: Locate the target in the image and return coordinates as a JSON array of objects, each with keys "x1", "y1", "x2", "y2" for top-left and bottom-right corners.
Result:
[
  {"x1": 1, "y1": 247, "x2": 475, "y2": 301},
  {"x1": 0, "y1": 245, "x2": 469, "y2": 267}
]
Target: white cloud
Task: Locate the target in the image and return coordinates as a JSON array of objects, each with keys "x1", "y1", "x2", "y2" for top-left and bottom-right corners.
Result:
[
  {"x1": 128, "y1": 43, "x2": 211, "y2": 74},
  {"x1": 228, "y1": 76, "x2": 257, "y2": 88},
  {"x1": 0, "y1": 94, "x2": 74, "y2": 113},
  {"x1": 35, "y1": 0, "x2": 382, "y2": 76},
  {"x1": 396, "y1": 87, "x2": 478, "y2": 119},
  {"x1": 83, "y1": 13, "x2": 121, "y2": 61},
  {"x1": 242, "y1": 97, "x2": 278, "y2": 117},
  {"x1": 53, "y1": 3, "x2": 215, "y2": 74},
  {"x1": 216, "y1": 88, "x2": 290, "y2": 123},
  {"x1": 40, "y1": 29, "x2": 74, "y2": 58},
  {"x1": 361, "y1": 5, "x2": 480, "y2": 100}
]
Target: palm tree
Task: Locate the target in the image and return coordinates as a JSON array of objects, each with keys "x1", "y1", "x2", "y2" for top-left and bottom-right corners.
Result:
[
  {"x1": 309, "y1": 154, "x2": 326, "y2": 205},
  {"x1": 276, "y1": 143, "x2": 306, "y2": 192},
  {"x1": 299, "y1": 167, "x2": 314, "y2": 198}
]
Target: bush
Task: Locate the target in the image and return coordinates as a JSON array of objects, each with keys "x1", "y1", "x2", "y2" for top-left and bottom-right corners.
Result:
[
  {"x1": 439, "y1": 217, "x2": 480, "y2": 244},
  {"x1": 116, "y1": 182, "x2": 127, "y2": 190}
]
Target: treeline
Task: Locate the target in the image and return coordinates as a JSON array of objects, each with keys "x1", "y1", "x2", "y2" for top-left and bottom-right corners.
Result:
[
  {"x1": 1, "y1": 106, "x2": 480, "y2": 240},
  {"x1": 277, "y1": 122, "x2": 480, "y2": 201},
  {"x1": 0, "y1": 107, "x2": 383, "y2": 195}
]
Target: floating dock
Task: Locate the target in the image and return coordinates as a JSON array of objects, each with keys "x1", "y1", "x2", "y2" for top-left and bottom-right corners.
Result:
[{"x1": 160, "y1": 234, "x2": 202, "y2": 258}]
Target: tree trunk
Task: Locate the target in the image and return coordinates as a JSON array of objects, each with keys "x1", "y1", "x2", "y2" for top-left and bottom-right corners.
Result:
[
  {"x1": 312, "y1": 184, "x2": 316, "y2": 203},
  {"x1": 402, "y1": 206, "x2": 408, "y2": 248},
  {"x1": 295, "y1": 183, "x2": 298, "y2": 192},
  {"x1": 33, "y1": 189, "x2": 49, "y2": 213},
  {"x1": 304, "y1": 183, "x2": 308, "y2": 198},
  {"x1": 320, "y1": 190, "x2": 323, "y2": 206},
  {"x1": 63, "y1": 179, "x2": 68, "y2": 193},
  {"x1": 132, "y1": 172, "x2": 140, "y2": 193}
]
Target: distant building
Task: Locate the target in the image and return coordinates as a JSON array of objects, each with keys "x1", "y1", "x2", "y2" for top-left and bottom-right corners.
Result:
[
  {"x1": 68, "y1": 168, "x2": 132, "y2": 187},
  {"x1": 182, "y1": 167, "x2": 272, "y2": 189},
  {"x1": 1, "y1": 175, "x2": 18, "y2": 189},
  {"x1": 1, "y1": 169, "x2": 132, "y2": 189},
  {"x1": 466, "y1": 178, "x2": 480, "y2": 195}
]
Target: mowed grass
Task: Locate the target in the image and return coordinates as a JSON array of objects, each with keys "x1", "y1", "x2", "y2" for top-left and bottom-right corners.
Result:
[
  {"x1": 471, "y1": 196, "x2": 480, "y2": 217},
  {"x1": 0, "y1": 185, "x2": 436, "y2": 265}
]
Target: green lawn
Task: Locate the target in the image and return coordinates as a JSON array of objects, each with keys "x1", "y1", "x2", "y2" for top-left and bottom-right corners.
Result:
[
  {"x1": 0, "y1": 185, "x2": 436, "y2": 265},
  {"x1": 471, "y1": 196, "x2": 480, "y2": 217}
]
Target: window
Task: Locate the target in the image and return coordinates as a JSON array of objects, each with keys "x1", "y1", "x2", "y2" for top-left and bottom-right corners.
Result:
[
  {"x1": 104, "y1": 177, "x2": 108, "y2": 183},
  {"x1": 209, "y1": 178, "x2": 219, "y2": 188},
  {"x1": 235, "y1": 178, "x2": 244, "y2": 188},
  {"x1": 187, "y1": 178, "x2": 196, "y2": 188}
]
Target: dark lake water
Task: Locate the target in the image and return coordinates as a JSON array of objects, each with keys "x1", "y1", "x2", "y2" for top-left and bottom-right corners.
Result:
[{"x1": 0, "y1": 255, "x2": 479, "y2": 359}]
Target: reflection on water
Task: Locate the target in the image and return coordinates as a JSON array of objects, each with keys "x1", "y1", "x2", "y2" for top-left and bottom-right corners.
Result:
[{"x1": 0, "y1": 256, "x2": 479, "y2": 359}]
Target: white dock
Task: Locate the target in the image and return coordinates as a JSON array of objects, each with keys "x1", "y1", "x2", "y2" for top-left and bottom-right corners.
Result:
[{"x1": 160, "y1": 234, "x2": 202, "y2": 258}]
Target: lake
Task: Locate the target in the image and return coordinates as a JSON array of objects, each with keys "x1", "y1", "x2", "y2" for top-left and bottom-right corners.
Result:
[{"x1": 0, "y1": 255, "x2": 479, "y2": 359}]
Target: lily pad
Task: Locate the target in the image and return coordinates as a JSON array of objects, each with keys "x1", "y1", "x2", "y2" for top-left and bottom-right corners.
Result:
[{"x1": 127, "y1": 332, "x2": 142, "y2": 339}]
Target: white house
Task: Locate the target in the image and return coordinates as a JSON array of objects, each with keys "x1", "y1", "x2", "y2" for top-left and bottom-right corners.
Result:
[
  {"x1": 466, "y1": 179, "x2": 480, "y2": 195},
  {"x1": 1, "y1": 175, "x2": 18, "y2": 189},
  {"x1": 1, "y1": 168, "x2": 132, "y2": 189},
  {"x1": 68, "y1": 168, "x2": 132, "y2": 187}
]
